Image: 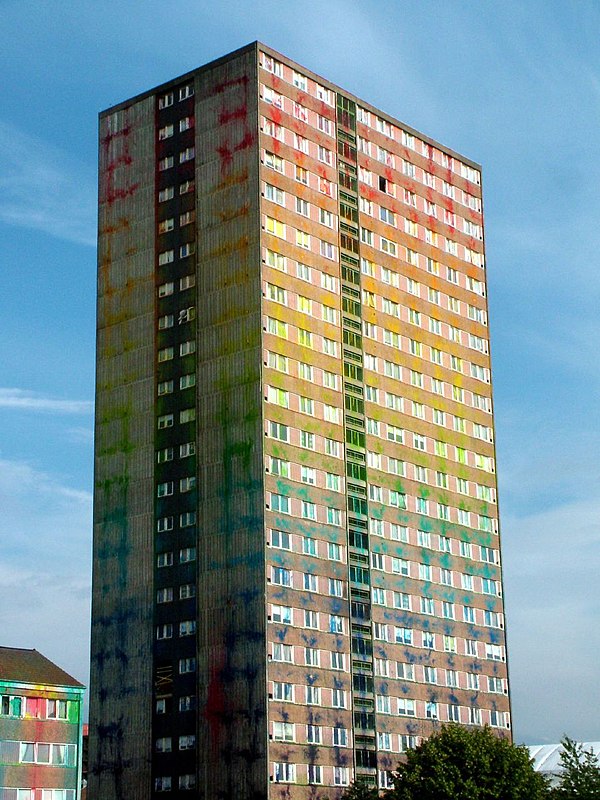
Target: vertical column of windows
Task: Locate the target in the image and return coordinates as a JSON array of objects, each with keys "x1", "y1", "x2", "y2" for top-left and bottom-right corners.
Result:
[
  {"x1": 153, "y1": 81, "x2": 198, "y2": 797},
  {"x1": 336, "y1": 94, "x2": 378, "y2": 786}
]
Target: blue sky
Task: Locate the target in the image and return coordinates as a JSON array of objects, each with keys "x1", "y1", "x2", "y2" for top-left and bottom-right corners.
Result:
[{"x1": 0, "y1": 0, "x2": 598, "y2": 744}]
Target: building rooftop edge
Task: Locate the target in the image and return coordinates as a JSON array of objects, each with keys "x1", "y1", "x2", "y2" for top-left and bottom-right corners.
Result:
[
  {"x1": 0, "y1": 646, "x2": 85, "y2": 689},
  {"x1": 98, "y1": 40, "x2": 482, "y2": 171}
]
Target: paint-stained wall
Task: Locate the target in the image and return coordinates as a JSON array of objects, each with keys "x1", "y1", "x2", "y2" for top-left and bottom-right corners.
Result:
[
  {"x1": 90, "y1": 97, "x2": 156, "y2": 799},
  {"x1": 193, "y1": 50, "x2": 267, "y2": 799}
]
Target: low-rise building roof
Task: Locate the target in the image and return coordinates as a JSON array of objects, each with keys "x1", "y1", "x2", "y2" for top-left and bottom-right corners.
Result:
[
  {"x1": 0, "y1": 646, "x2": 84, "y2": 688},
  {"x1": 528, "y1": 742, "x2": 600, "y2": 779}
]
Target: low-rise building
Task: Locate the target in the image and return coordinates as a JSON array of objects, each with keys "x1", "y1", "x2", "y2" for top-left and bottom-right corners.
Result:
[{"x1": 0, "y1": 647, "x2": 85, "y2": 800}]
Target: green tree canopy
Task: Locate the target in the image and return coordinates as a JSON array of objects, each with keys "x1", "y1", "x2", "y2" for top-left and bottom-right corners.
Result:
[
  {"x1": 386, "y1": 724, "x2": 548, "y2": 800},
  {"x1": 341, "y1": 777, "x2": 380, "y2": 800},
  {"x1": 552, "y1": 736, "x2": 600, "y2": 799}
]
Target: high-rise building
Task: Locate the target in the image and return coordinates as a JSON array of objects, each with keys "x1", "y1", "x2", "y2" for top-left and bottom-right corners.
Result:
[{"x1": 90, "y1": 42, "x2": 509, "y2": 800}]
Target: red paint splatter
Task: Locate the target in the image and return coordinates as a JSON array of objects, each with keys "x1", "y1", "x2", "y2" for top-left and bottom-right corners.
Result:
[
  {"x1": 204, "y1": 661, "x2": 226, "y2": 755},
  {"x1": 100, "y1": 125, "x2": 131, "y2": 146},
  {"x1": 219, "y1": 105, "x2": 248, "y2": 125},
  {"x1": 106, "y1": 184, "x2": 139, "y2": 206},
  {"x1": 364, "y1": 186, "x2": 376, "y2": 202},
  {"x1": 234, "y1": 130, "x2": 254, "y2": 152},
  {"x1": 217, "y1": 141, "x2": 233, "y2": 173},
  {"x1": 215, "y1": 74, "x2": 249, "y2": 93},
  {"x1": 101, "y1": 111, "x2": 138, "y2": 207}
]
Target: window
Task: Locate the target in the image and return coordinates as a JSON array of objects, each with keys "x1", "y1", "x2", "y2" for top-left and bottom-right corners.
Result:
[
  {"x1": 391, "y1": 557, "x2": 409, "y2": 576},
  {"x1": 273, "y1": 643, "x2": 293, "y2": 663},
  {"x1": 179, "y1": 210, "x2": 195, "y2": 227},
  {"x1": 274, "y1": 762, "x2": 296, "y2": 783},
  {"x1": 266, "y1": 351, "x2": 288, "y2": 372},
  {"x1": 329, "y1": 578, "x2": 343, "y2": 597},
  {"x1": 325, "y1": 438, "x2": 341, "y2": 457},
  {"x1": 323, "y1": 336, "x2": 337, "y2": 356},
  {"x1": 157, "y1": 414, "x2": 174, "y2": 429},
  {"x1": 271, "y1": 567, "x2": 292, "y2": 586},
  {"x1": 265, "y1": 183, "x2": 285, "y2": 205},
  {"x1": 394, "y1": 626, "x2": 412, "y2": 645},
  {"x1": 265, "y1": 151, "x2": 284, "y2": 172},
  {"x1": 389, "y1": 490, "x2": 407, "y2": 509},
  {"x1": 157, "y1": 481, "x2": 174, "y2": 497},
  {"x1": 377, "y1": 694, "x2": 391, "y2": 714},
  {"x1": 381, "y1": 237, "x2": 397, "y2": 256},
  {"x1": 304, "y1": 572, "x2": 318, "y2": 591},
  {"x1": 180, "y1": 147, "x2": 195, "y2": 163},
  {"x1": 328, "y1": 543, "x2": 342, "y2": 563},
  {"x1": 180, "y1": 339, "x2": 196, "y2": 356},
  {"x1": 157, "y1": 347, "x2": 174, "y2": 363},
  {"x1": 157, "y1": 516, "x2": 173, "y2": 532},
  {"x1": 156, "y1": 586, "x2": 173, "y2": 604},
  {"x1": 156, "y1": 447, "x2": 173, "y2": 464},
  {"x1": 180, "y1": 583, "x2": 196, "y2": 599},
  {"x1": 300, "y1": 432, "x2": 315, "y2": 451},
  {"x1": 317, "y1": 145, "x2": 333, "y2": 165},
  {"x1": 179, "y1": 620, "x2": 196, "y2": 637},
  {"x1": 265, "y1": 217, "x2": 285, "y2": 239},
  {"x1": 273, "y1": 682, "x2": 294, "y2": 701},
  {"x1": 306, "y1": 724, "x2": 322, "y2": 745},
  {"x1": 180, "y1": 547, "x2": 196, "y2": 563},
  {"x1": 267, "y1": 490, "x2": 292, "y2": 516},
  {"x1": 304, "y1": 610, "x2": 318, "y2": 629},
  {"x1": 179, "y1": 373, "x2": 196, "y2": 390},
  {"x1": 327, "y1": 507, "x2": 342, "y2": 526},
  {"x1": 461, "y1": 573, "x2": 474, "y2": 591},
  {"x1": 398, "y1": 698, "x2": 416, "y2": 717},
  {"x1": 157, "y1": 551, "x2": 173, "y2": 568},
  {"x1": 268, "y1": 422, "x2": 289, "y2": 443},
  {"x1": 333, "y1": 727, "x2": 348, "y2": 747},
  {"x1": 391, "y1": 591, "x2": 410, "y2": 612},
  {"x1": 486, "y1": 644, "x2": 504, "y2": 661},
  {"x1": 372, "y1": 587, "x2": 386, "y2": 605},
  {"x1": 420, "y1": 597, "x2": 434, "y2": 615},
  {"x1": 410, "y1": 370, "x2": 423, "y2": 388},
  {"x1": 266, "y1": 387, "x2": 289, "y2": 409},
  {"x1": 179, "y1": 657, "x2": 196, "y2": 674},
  {"x1": 156, "y1": 736, "x2": 172, "y2": 752},
  {"x1": 387, "y1": 425, "x2": 403, "y2": 443}
]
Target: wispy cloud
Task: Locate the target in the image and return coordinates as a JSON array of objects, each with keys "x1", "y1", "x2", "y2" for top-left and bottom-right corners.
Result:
[
  {"x1": 0, "y1": 120, "x2": 96, "y2": 246},
  {"x1": 0, "y1": 458, "x2": 91, "y2": 692},
  {"x1": 502, "y1": 498, "x2": 600, "y2": 743},
  {"x1": 0, "y1": 388, "x2": 93, "y2": 414}
]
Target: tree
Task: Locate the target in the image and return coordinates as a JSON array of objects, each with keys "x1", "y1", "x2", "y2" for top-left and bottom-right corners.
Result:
[
  {"x1": 341, "y1": 777, "x2": 380, "y2": 800},
  {"x1": 552, "y1": 736, "x2": 600, "y2": 799},
  {"x1": 385, "y1": 724, "x2": 549, "y2": 800}
]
